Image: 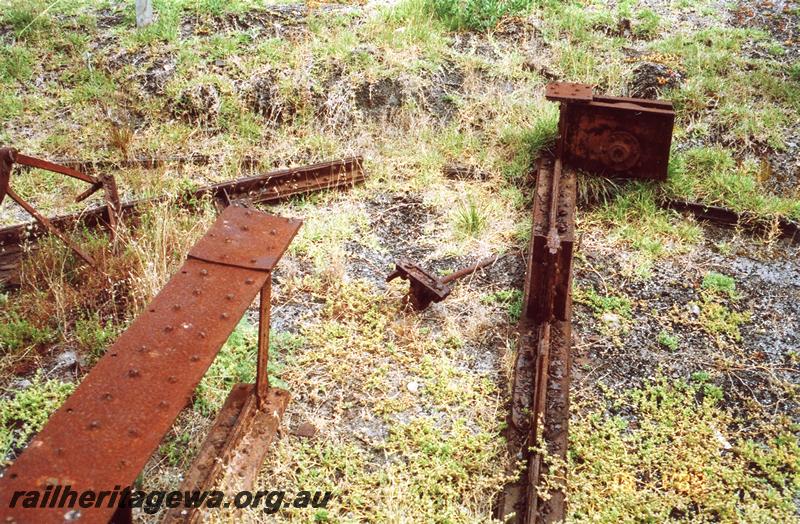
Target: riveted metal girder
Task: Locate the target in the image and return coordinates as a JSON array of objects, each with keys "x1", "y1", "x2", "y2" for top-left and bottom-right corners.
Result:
[{"x1": 0, "y1": 206, "x2": 300, "y2": 524}]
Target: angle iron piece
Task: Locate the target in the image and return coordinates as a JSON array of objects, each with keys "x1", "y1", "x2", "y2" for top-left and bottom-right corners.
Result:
[{"x1": 386, "y1": 259, "x2": 451, "y2": 310}]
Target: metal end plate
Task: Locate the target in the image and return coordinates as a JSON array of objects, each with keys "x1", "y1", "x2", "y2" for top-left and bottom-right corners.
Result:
[
  {"x1": 545, "y1": 82, "x2": 593, "y2": 103},
  {"x1": 188, "y1": 206, "x2": 302, "y2": 271}
]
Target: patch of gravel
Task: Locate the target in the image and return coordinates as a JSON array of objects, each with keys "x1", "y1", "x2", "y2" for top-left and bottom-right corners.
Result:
[{"x1": 573, "y1": 224, "x2": 800, "y2": 425}]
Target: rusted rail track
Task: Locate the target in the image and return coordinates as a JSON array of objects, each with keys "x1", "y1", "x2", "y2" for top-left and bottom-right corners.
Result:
[
  {"x1": 662, "y1": 197, "x2": 800, "y2": 242},
  {"x1": 500, "y1": 83, "x2": 676, "y2": 523},
  {"x1": 0, "y1": 156, "x2": 364, "y2": 286},
  {"x1": 500, "y1": 157, "x2": 576, "y2": 523},
  {"x1": 0, "y1": 206, "x2": 301, "y2": 523}
]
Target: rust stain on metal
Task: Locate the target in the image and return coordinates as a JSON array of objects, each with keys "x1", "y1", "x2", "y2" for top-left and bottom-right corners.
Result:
[
  {"x1": 0, "y1": 206, "x2": 301, "y2": 523},
  {"x1": 189, "y1": 206, "x2": 301, "y2": 271},
  {"x1": 387, "y1": 256, "x2": 498, "y2": 310},
  {"x1": 523, "y1": 158, "x2": 576, "y2": 323}
]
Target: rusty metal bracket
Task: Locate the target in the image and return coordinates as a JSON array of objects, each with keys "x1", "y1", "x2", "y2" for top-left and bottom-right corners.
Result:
[
  {"x1": 387, "y1": 256, "x2": 499, "y2": 310},
  {"x1": 0, "y1": 147, "x2": 123, "y2": 266},
  {"x1": 0, "y1": 206, "x2": 301, "y2": 523},
  {"x1": 545, "y1": 83, "x2": 675, "y2": 180}
]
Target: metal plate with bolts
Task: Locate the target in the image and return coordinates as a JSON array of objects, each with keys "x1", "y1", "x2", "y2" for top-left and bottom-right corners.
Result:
[
  {"x1": 0, "y1": 206, "x2": 301, "y2": 523},
  {"x1": 546, "y1": 83, "x2": 675, "y2": 180}
]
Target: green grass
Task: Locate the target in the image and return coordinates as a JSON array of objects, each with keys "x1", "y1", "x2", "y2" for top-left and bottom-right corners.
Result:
[
  {"x1": 195, "y1": 319, "x2": 302, "y2": 415},
  {"x1": 570, "y1": 378, "x2": 800, "y2": 522},
  {"x1": 654, "y1": 27, "x2": 799, "y2": 150},
  {"x1": 701, "y1": 272, "x2": 737, "y2": 299},
  {"x1": 1, "y1": 372, "x2": 75, "y2": 464},
  {"x1": 482, "y1": 288, "x2": 523, "y2": 322},
  {"x1": 668, "y1": 147, "x2": 800, "y2": 221},
  {"x1": 454, "y1": 196, "x2": 487, "y2": 237},
  {"x1": 656, "y1": 329, "x2": 678, "y2": 351},
  {"x1": 0, "y1": 310, "x2": 54, "y2": 352},
  {"x1": 574, "y1": 285, "x2": 632, "y2": 320},
  {"x1": 426, "y1": 0, "x2": 535, "y2": 31}
]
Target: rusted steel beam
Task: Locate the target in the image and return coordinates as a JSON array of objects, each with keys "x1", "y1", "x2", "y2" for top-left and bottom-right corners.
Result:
[
  {"x1": 662, "y1": 198, "x2": 800, "y2": 242},
  {"x1": 523, "y1": 158, "x2": 576, "y2": 323},
  {"x1": 0, "y1": 206, "x2": 301, "y2": 523},
  {"x1": 0, "y1": 156, "x2": 364, "y2": 286},
  {"x1": 501, "y1": 157, "x2": 576, "y2": 524},
  {"x1": 162, "y1": 385, "x2": 289, "y2": 524},
  {"x1": 501, "y1": 158, "x2": 575, "y2": 523}
]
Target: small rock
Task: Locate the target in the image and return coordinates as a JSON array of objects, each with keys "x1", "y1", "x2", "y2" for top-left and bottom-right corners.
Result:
[
  {"x1": 406, "y1": 381, "x2": 419, "y2": 393},
  {"x1": 600, "y1": 312, "x2": 621, "y2": 329},
  {"x1": 54, "y1": 350, "x2": 82, "y2": 370},
  {"x1": 292, "y1": 422, "x2": 317, "y2": 438},
  {"x1": 12, "y1": 379, "x2": 32, "y2": 390},
  {"x1": 689, "y1": 303, "x2": 701, "y2": 316},
  {"x1": 713, "y1": 428, "x2": 732, "y2": 450}
]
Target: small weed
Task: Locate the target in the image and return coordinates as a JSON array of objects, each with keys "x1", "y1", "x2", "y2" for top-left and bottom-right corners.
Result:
[
  {"x1": 701, "y1": 271, "x2": 737, "y2": 299},
  {"x1": 656, "y1": 329, "x2": 678, "y2": 351},
  {"x1": 698, "y1": 300, "x2": 750, "y2": 343},
  {"x1": 73, "y1": 313, "x2": 120, "y2": 359},
  {"x1": 482, "y1": 289, "x2": 523, "y2": 323},
  {"x1": 574, "y1": 285, "x2": 632, "y2": 320},
  {"x1": 427, "y1": 0, "x2": 535, "y2": 31},
  {"x1": 0, "y1": 311, "x2": 53, "y2": 352},
  {"x1": 158, "y1": 431, "x2": 192, "y2": 467},
  {"x1": 1, "y1": 372, "x2": 75, "y2": 463},
  {"x1": 454, "y1": 196, "x2": 486, "y2": 237}
]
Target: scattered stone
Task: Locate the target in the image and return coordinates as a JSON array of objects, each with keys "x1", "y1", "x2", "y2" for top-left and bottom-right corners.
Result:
[
  {"x1": 628, "y1": 62, "x2": 683, "y2": 99},
  {"x1": 12, "y1": 379, "x2": 32, "y2": 390},
  {"x1": 54, "y1": 350, "x2": 83, "y2": 370},
  {"x1": 292, "y1": 422, "x2": 318, "y2": 438},
  {"x1": 406, "y1": 381, "x2": 419, "y2": 393}
]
